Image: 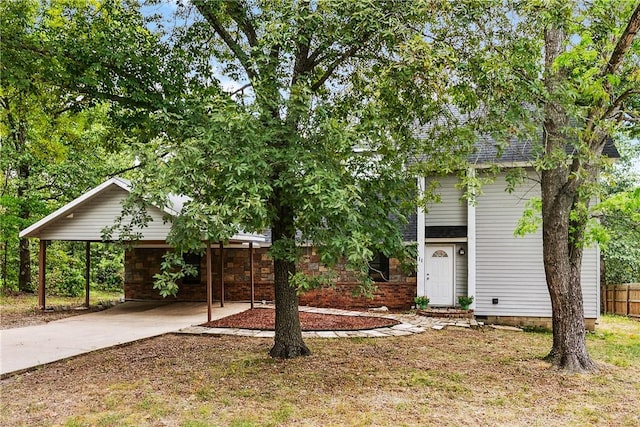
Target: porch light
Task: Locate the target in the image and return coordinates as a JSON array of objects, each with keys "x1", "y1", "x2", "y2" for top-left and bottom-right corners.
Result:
[{"x1": 458, "y1": 247, "x2": 465, "y2": 256}]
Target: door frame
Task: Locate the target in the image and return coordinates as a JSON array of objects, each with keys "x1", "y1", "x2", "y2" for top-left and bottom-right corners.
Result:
[{"x1": 425, "y1": 244, "x2": 456, "y2": 306}]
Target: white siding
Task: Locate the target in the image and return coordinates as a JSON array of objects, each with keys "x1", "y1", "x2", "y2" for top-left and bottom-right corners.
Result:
[
  {"x1": 474, "y1": 171, "x2": 598, "y2": 318},
  {"x1": 38, "y1": 186, "x2": 172, "y2": 241},
  {"x1": 455, "y1": 244, "x2": 468, "y2": 298},
  {"x1": 425, "y1": 176, "x2": 466, "y2": 226},
  {"x1": 581, "y1": 246, "x2": 599, "y2": 318}
]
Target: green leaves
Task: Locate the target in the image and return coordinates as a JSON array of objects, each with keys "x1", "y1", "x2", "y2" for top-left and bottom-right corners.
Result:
[{"x1": 514, "y1": 197, "x2": 543, "y2": 237}]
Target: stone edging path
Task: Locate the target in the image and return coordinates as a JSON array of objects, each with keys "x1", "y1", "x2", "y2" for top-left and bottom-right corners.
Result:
[{"x1": 177, "y1": 305, "x2": 486, "y2": 339}]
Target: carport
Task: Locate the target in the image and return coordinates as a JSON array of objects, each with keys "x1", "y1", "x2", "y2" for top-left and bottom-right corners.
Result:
[{"x1": 19, "y1": 177, "x2": 265, "y2": 321}]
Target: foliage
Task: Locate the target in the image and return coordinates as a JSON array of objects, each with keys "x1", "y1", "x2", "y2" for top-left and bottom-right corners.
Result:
[
  {"x1": 514, "y1": 197, "x2": 543, "y2": 237},
  {"x1": 597, "y1": 187, "x2": 640, "y2": 284},
  {"x1": 42, "y1": 243, "x2": 86, "y2": 297},
  {"x1": 457, "y1": 295, "x2": 474, "y2": 309},
  {"x1": 123, "y1": 3, "x2": 529, "y2": 285},
  {"x1": 414, "y1": 296, "x2": 429, "y2": 309},
  {"x1": 0, "y1": 0, "x2": 136, "y2": 291},
  {"x1": 598, "y1": 138, "x2": 640, "y2": 284},
  {"x1": 92, "y1": 244, "x2": 125, "y2": 292}
]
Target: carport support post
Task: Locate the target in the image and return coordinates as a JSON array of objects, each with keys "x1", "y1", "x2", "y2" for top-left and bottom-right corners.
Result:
[
  {"x1": 85, "y1": 242, "x2": 90, "y2": 308},
  {"x1": 220, "y1": 241, "x2": 224, "y2": 307},
  {"x1": 38, "y1": 239, "x2": 47, "y2": 309},
  {"x1": 250, "y1": 242, "x2": 254, "y2": 309},
  {"x1": 206, "y1": 241, "x2": 212, "y2": 322}
]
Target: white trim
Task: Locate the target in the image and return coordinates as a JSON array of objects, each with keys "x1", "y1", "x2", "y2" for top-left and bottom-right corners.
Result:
[
  {"x1": 417, "y1": 177, "x2": 426, "y2": 297},
  {"x1": 467, "y1": 167, "x2": 477, "y2": 309},
  {"x1": 426, "y1": 237, "x2": 468, "y2": 243},
  {"x1": 471, "y1": 161, "x2": 532, "y2": 169}
]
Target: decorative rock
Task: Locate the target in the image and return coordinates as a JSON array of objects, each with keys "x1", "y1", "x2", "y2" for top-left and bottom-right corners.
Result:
[{"x1": 369, "y1": 306, "x2": 389, "y2": 312}]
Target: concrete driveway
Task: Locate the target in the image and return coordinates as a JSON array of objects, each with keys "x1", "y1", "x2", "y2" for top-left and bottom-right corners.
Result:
[{"x1": 0, "y1": 301, "x2": 249, "y2": 377}]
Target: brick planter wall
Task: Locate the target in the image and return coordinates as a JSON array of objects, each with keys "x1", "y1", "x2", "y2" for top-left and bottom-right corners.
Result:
[{"x1": 124, "y1": 246, "x2": 416, "y2": 309}]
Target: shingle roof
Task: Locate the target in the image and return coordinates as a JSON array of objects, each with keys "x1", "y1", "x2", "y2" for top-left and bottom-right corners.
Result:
[{"x1": 470, "y1": 135, "x2": 620, "y2": 164}]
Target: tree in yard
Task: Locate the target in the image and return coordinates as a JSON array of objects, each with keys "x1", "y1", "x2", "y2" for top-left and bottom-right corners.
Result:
[
  {"x1": 144, "y1": 0, "x2": 461, "y2": 359},
  {"x1": 131, "y1": 0, "x2": 522, "y2": 358},
  {"x1": 532, "y1": 1, "x2": 640, "y2": 371}
]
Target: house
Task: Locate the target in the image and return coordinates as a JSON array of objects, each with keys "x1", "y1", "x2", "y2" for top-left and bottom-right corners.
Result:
[
  {"x1": 20, "y1": 139, "x2": 618, "y2": 330},
  {"x1": 412, "y1": 138, "x2": 619, "y2": 331}
]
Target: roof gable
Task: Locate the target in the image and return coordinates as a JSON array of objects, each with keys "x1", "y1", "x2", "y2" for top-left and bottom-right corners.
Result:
[
  {"x1": 19, "y1": 178, "x2": 173, "y2": 240},
  {"x1": 20, "y1": 177, "x2": 265, "y2": 243}
]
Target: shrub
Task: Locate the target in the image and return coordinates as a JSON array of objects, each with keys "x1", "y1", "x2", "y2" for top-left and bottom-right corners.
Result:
[
  {"x1": 47, "y1": 267, "x2": 85, "y2": 297},
  {"x1": 94, "y1": 256, "x2": 124, "y2": 292},
  {"x1": 414, "y1": 295, "x2": 429, "y2": 309},
  {"x1": 457, "y1": 295, "x2": 474, "y2": 309}
]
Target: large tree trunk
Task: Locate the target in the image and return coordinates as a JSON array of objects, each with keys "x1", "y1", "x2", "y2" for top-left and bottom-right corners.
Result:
[
  {"x1": 541, "y1": 27, "x2": 596, "y2": 373},
  {"x1": 17, "y1": 163, "x2": 32, "y2": 292},
  {"x1": 541, "y1": 175, "x2": 597, "y2": 372},
  {"x1": 268, "y1": 193, "x2": 310, "y2": 359}
]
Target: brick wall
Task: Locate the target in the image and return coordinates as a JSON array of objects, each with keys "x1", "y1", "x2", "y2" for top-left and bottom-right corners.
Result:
[{"x1": 124, "y1": 246, "x2": 417, "y2": 309}]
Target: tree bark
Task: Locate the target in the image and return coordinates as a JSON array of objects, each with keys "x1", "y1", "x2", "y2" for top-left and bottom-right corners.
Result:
[
  {"x1": 541, "y1": 180, "x2": 597, "y2": 372},
  {"x1": 541, "y1": 27, "x2": 597, "y2": 373},
  {"x1": 268, "y1": 190, "x2": 310, "y2": 359},
  {"x1": 17, "y1": 163, "x2": 32, "y2": 292}
]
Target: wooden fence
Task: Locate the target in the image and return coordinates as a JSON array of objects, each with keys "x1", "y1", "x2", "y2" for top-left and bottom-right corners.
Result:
[{"x1": 602, "y1": 284, "x2": 640, "y2": 317}]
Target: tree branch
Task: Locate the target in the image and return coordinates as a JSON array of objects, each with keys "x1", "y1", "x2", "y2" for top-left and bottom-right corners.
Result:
[
  {"x1": 602, "y1": 3, "x2": 640, "y2": 76},
  {"x1": 194, "y1": 2, "x2": 258, "y2": 81},
  {"x1": 228, "y1": 83, "x2": 252, "y2": 96},
  {"x1": 108, "y1": 152, "x2": 170, "y2": 178},
  {"x1": 226, "y1": 1, "x2": 259, "y2": 48},
  {"x1": 71, "y1": 88, "x2": 162, "y2": 111},
  {"x1": 603, "y1": 88, "x2": 640, "y2": 119},
  {"x1": 310, "y1": 44, "x2": 363, "y2": 92}
]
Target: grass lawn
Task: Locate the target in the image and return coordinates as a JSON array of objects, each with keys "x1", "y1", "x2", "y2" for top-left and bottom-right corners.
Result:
[{"x1": 1, "y1": 314, "x2": 639, "y2": 426}]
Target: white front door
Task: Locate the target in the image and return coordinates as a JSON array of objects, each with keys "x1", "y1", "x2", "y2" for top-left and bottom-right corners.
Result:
[{"x1": 426, "y1": 245, "x2": 455, "y2": 306}]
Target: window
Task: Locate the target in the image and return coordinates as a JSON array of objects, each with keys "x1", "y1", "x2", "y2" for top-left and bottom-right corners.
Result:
[
  {"x1": 432, "y1": 250, "x2": 448, "y2": 258},
  {"x1": 182, "y1": 253, "x2": 202, "y2": 285},
  {"x1": 369, "y1": 252, "x2": 390, "y2": 282}
]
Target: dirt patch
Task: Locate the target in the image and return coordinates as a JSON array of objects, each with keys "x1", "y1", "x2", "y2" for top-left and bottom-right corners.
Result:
[
  {"x1": 201, "y1": 308, "x2": 399, "y2": 330},
  {"x1": 1, "y1": 319, "x2": 639, "y2": 426},
  {"x1": 0, "y1": 291, "x2": 122, "y2": 330},
  {"x1": 0, "y1": 306, "x2": 107, "y2": 329}
]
